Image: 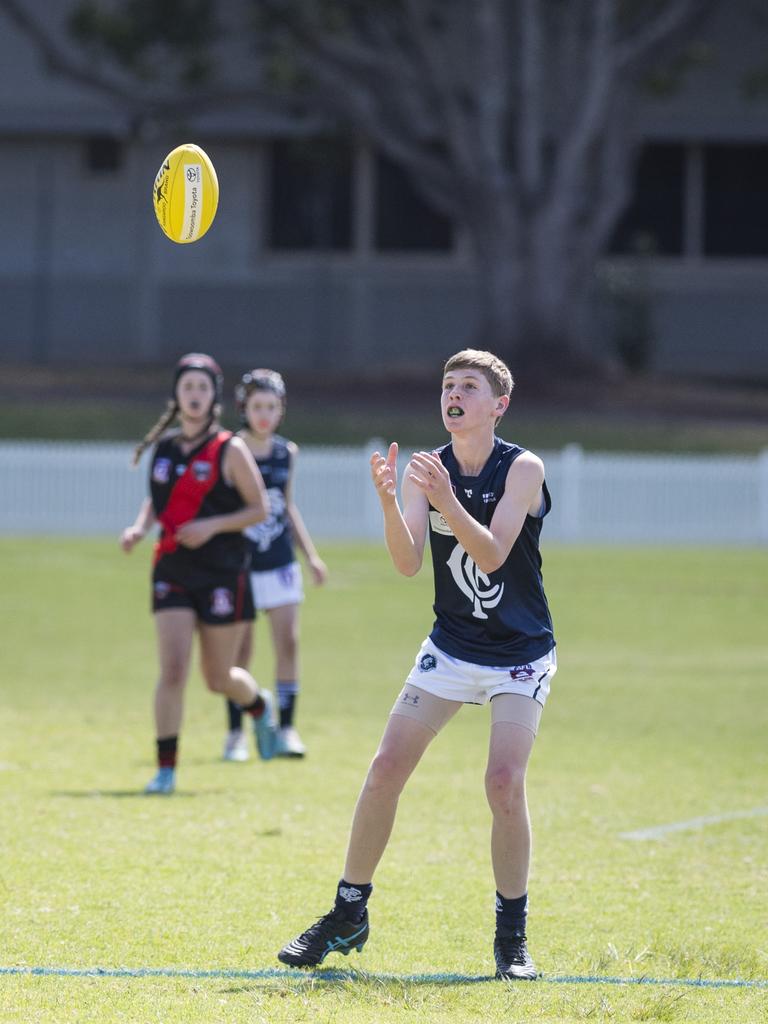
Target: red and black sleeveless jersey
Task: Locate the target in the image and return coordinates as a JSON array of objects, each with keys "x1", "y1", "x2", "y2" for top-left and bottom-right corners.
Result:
[{"x1": 149, "y1": 430, "x2": 249, "y2": 578}]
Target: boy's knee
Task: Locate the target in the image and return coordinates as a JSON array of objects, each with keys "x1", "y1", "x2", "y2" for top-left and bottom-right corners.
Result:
[
  {"x1": 366, "y1": 749, "x2": 407, "y2": 794},
  {"x1": 485, "y1": 763, "x2": 527, "y2": 811}
]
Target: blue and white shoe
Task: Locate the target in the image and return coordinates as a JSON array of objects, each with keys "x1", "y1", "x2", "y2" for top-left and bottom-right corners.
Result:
[
  {"x1": 274, "y1": 725, "x2": 307, "y2": 758},
  {"x1": 223, "y1": 729, "x2": 250, "y2": 762},
  {"x1": 252, "y1": 689, "x2": 278, "y2": 761},
  {"x1": 145, "y1": 766, "x2": 176, "y2": 795}
]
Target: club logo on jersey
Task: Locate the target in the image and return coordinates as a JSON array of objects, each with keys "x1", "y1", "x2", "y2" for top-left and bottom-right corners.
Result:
[
  {"x1": 464, "y1": 488, "x2": 473, "y2": 497},
  {"x1": 509, "y1": 665, "x2": 535, "y2": 682},
  {"x1": 211, "y1": 587, "x2": 234, "y2": 617},
  {"x1": 152, "y1": 458, "x2": 172, "y2": 484},
  {"x1": 447, "y1": 544, "x2": 504, "y2": 620},
  {"x1": 429, "y1": 510, "x2": 454, "y2": 536},
  {"x1": 191, "y1": 460, "x2": 212, "y2": 482},
  {"x1": 246, "y1": 487, "x2": 287, "y2": 552},
  {"x1": 418, "y1": 654, "x2": 437, "y2": 673}
]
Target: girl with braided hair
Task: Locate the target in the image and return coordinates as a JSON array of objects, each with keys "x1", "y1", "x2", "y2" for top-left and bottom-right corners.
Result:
[{"x1": 120, "y1": 353, "x2": 278, "y2": 794}]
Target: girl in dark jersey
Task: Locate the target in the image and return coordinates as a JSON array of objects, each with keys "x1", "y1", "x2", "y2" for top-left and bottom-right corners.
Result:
[
  {"x1": 278, "y1": 350, "x2": 556, "y2": 982},
  {"x1": 222, "y1": 369, "x2": 328, "y2": 761},
  {"x1": 120, "y1": 353, "x2": 278, "y2": 795}
]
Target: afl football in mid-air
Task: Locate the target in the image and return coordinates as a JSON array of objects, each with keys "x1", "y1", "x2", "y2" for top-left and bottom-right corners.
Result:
[{"x1": 153, "y1": 143, "x2": 219, "y2": 244}]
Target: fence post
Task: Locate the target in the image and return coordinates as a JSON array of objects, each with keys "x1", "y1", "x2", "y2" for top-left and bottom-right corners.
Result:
[
  {"x1": 758, "y1": 449, "x2": 768, "y2": 545},
  {"x1": 560, "y1": 443, "x2": 583, "y2": 542}
]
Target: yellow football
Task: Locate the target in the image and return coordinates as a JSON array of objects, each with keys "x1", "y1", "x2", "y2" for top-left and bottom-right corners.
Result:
[{"x1": 152, "y1": 143, "x2": 219, "y2": 243}]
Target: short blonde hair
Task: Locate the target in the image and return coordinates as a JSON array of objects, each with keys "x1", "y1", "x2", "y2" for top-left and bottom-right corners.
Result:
[{"x1": 443, "y1": 349, "x2": 514, "y2": 398}]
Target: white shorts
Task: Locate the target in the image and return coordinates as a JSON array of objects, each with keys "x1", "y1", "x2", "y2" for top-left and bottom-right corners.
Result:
[
  {"x1": 403, "y1": 637, "x2": 556, "y2": 708},
  {"x1": 249, "y1": 562, "x2": 304, "y2": 611}
]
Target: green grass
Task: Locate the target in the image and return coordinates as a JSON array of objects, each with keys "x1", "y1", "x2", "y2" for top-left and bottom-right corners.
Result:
[{"x1": 1, "y1": 540, "x2": 767, "y2": 1023}]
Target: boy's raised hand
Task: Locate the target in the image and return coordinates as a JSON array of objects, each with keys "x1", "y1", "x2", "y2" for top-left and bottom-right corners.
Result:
[{"x1": 370, "y1": 442, "x2": 399, "y2": 504}]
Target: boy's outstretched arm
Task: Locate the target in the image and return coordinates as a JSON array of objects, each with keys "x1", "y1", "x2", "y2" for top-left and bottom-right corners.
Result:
[{"x1": 370, "y1": 442, "x2": 429, "y2": 577}]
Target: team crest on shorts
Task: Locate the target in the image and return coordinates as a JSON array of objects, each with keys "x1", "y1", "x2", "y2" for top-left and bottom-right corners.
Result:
[
  {"x1": 509, "y1": 665, "x2": 535, "y2": 681},
  {"x1": 211, "y1": 587, "x2": 234, "y2": 617},
  {"x1": 152, "y1": 458, "x2": 172, "y2": 484},
  {"x1": 418, "y1": 653, "x2": 437, "y2": 672},
  {"x1": 191, "y1": 460, "x2": 212, "y2": 482},
  {"x1": 154, "y1": 581, "x2": 171, "y2": 599}
]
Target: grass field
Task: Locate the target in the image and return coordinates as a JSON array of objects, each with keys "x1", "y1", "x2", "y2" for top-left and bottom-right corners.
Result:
[{"x1": 1, "y1": 539, "x2": 767, "y2": 1023}]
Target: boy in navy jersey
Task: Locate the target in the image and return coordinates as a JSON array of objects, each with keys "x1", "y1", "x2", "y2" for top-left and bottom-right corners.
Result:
[{"x1": 277, "y1": 350, "x2": 555, "y2": 980}]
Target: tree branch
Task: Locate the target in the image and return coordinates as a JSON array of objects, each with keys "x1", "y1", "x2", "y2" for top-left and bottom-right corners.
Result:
[
  {"x1": 0, "y1": 0, "x2": 140, "y2": 107},
  {"x1": 616, "y1": 0, "x2": 713, "y2": 72}
]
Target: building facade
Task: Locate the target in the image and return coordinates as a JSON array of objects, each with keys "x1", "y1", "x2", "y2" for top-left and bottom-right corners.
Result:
[{"x1": 1, "y1": 2, "x2": 767, "y2": 378}]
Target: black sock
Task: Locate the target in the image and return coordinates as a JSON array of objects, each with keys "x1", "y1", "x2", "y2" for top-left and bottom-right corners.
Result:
[
  {"x1": 241, "y1": 694, "x2": 266, "y2": 718},
  {"x1": 227, "y1": 699, "x2": 243, "y2": 731},
  {"x1": 495, "y1": 891, "x2": 528, "y2": 935},
  {"x1": 277, "y1": 680, "x2": 298, "y2": 729},
  {"x1": 157, "y1": 735, "x2": 178, "y2": 769},
  {"x1": 334, "y1": 879, "x2": 372, "y2": 923}
]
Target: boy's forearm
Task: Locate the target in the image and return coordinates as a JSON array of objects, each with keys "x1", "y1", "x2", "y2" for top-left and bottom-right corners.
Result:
[
  {"x1": 440, "y1": 500, "x2": 504, "y2": 574},
  {"x1": 382, "y1": 502, "x2": 421, "y2": 576}
]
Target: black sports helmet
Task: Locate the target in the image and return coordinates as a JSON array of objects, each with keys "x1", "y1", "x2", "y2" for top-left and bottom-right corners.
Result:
[
  {"x1": 172, "y1": 352, "x2": 224, "y2": 404},
  {"x1": 235, "y1": 368, "x2": 286, "y2": 419}
]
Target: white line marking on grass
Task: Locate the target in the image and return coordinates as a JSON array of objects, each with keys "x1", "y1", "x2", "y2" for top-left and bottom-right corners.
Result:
[
  {"x1": 1, "y1": 966, "x2": 767, "y2": 989},
  {"x1": 620, "y1": 807, "x2": 768, "y2": 841}
]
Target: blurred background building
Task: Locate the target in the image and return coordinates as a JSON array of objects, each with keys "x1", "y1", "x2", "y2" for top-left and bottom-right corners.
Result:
[{"x1": 0, "y1": 0, "x2": 767, "y2": 380}]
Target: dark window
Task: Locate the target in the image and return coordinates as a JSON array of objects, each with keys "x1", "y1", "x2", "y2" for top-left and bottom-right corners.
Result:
[
  {"x1": 269, "y1": 138, "x2": 353, "y2": 250},
  {"x1": 375, "y1": 155, "x2": 453, "y2": 251},
  {"x1": 610, "y1": 144, "x2": 684, "y2": 256},
  {"x1": 704, "y1": 145, "x2": 768, "y2": 257},
  {"x1": 85, "y1": 135, "x2": 123, "y2": 173}
]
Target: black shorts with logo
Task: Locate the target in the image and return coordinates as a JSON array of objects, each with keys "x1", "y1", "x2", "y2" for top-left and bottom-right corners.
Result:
[{"x1": 152, "y1": 562, "x2": 255, "y2": 625}]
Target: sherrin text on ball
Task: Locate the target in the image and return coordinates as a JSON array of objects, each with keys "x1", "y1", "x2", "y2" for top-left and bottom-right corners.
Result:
[{"x1": 153, "y1": 143, "x2": 219, "y2": 244}]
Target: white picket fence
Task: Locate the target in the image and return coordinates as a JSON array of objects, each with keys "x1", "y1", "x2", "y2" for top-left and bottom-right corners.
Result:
[{"x1": 1, "y1": 441, "x2": 767, "y2": 544}]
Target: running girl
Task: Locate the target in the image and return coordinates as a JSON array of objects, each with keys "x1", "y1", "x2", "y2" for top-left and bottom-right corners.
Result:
[{"x1": 120, "y1": 353, "x2": 278, "y2": 794}]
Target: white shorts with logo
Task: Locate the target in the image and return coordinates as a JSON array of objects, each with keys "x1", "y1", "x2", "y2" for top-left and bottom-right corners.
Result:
[
  {"x1": 403, "y1": 636, "x2": 556, "y2": 707},
  {"x1": 249, "y1": 561, "x2": 304, "y2": 611}
]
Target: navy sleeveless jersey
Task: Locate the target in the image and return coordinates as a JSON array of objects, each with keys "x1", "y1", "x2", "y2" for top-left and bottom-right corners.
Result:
[
  {"x1": 150, "y1": 431, "x2": 249, "y2": 576},
  {"x1": 428, "y1": 437, "x2": 555, "y2": 667},
  {"x1": 243, "y1": 435, "x2": 295, "y2": 571}
]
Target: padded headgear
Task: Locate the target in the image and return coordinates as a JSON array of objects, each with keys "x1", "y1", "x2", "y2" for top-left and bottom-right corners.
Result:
[
  {"x1": 235, "y1": 369, "x2": 286, "y2": 420},
  {"x1": 172, "y1": 353, "x2": 224, "y2": 405}
]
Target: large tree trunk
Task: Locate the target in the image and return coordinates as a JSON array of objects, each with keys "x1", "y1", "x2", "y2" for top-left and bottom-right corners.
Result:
[{"x1": 469, "y1": 198, "x2": 597, "y2": 372}]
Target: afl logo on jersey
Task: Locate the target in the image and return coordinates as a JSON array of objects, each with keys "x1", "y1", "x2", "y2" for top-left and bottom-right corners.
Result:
[
  {"x1": 191, "y1": 460, "x2": 212, "y2": 482},
  {"x1": 152, "y1": 458, "x2": 172, "y2": 484},
  {"x1": 446, "y1": 544, "x2": 504, "y2": 620}
]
